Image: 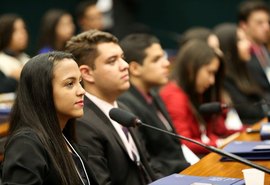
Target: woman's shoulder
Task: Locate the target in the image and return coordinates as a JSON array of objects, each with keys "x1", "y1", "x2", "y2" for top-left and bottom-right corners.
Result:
[
  {"x1": 18, "y1": 52, "x2": 30, "y2": 64},
  {"x1": 0, "y1": 52, "x2": 13, "y2": 61},
  {"x1": 7, "y1": 128, "x2": 42, "y2": 147},
  {"x1": 160, "y1": 81, "x2": 187, "y2": 98}
]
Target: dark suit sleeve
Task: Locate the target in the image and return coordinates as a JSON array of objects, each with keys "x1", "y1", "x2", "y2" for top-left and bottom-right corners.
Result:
[
  {"x1": 0, "y1": 71, "x2": 17, "y2": 93},
  {"x1": 2, "y1": 133, "x2": 49, "y2": 185},
  {"x1": 76, "y1": 119, "x2": 112, "y2": 185},
  {"x1": 225, "y1": 79, "x2": 265, "y2": 124},
  {"x1": 247, "y1": 55, "x2": 270, "y2": 92}
]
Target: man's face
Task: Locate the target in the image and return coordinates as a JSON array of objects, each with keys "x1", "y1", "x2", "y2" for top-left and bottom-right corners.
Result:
[
  {"x1": 91, "y1": 42, "x2": 130, "y2": 98},
  {"x1": 241, "y1": 10, "x2": 270, "y2": 44},
  {"x1": 80, "y1": 5, "x2": 103, "y2": 31},
  {"x1": 138, "y1": 43, "x2": 170, "y2": 88}
]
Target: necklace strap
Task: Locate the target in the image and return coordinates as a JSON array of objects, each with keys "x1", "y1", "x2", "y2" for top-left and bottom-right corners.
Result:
[{"x1": 63, "y1": 135, "x2": 91, "y2": 185}]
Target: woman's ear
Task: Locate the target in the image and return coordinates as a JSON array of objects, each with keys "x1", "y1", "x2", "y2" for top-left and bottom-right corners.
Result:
[
  {"x1": 129, "y1": 61, "x2": 142, "y2": 77},
  {"x1": 79, "y1": 65, "x2": 94, "y2": 83}
]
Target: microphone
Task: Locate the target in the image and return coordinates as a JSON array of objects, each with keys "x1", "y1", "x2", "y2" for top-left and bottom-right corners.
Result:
[
  {"x1": 199, "y1": 102, "x2": 229, "y2": 115},
  {"x1": 199, "y1": 100, "x2": 270, "y2": 120},
  {"x1": 109, "y1": 108, "x2": 270, "y2": 174},
  {"x1": 199, "y1": 102, "x2": 268, "y2": 134}
]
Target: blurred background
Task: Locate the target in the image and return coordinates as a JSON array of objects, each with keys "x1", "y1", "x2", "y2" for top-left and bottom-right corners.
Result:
[{"x1": 1, "y1": 0, "x2": 268, "y2": 56}]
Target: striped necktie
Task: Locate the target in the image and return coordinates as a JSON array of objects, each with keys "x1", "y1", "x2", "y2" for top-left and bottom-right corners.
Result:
[{"x1": 122, "y1": 126, "x2": 138, "y2": 162}]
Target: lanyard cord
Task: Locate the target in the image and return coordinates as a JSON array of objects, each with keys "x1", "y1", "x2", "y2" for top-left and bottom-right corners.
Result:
[{"x1": 63, "y1": 135, "x2": 90, "y2": 185}]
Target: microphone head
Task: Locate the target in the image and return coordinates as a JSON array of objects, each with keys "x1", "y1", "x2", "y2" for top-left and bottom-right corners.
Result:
[
  {"x1": 199, "y1": 102, "x2": 223, "y2": 115},
  {"x1": 109, "y1": 108, "x2": 139, "y2": 127}
]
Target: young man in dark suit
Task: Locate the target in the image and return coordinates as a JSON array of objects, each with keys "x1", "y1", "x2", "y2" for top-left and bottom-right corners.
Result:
[
  {"x1": 65, "y1": 30, "x2": 159, "y2": 185},
  {"x1": 238, "y1": 1, "x2": 270, "y2": 96},
  {"x1": 119, "y1": 33, "x2": 195, "y2": 176}
]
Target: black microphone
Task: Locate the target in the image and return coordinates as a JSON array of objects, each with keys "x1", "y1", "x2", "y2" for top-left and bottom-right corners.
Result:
[
  {"x1": 199, "y1": 102, "x2": 265, "y2": 133},
  {"x1": 199, "y1": 100, "x2": 270, "y2": 120},
  {"x1": 199, "y1": 102, "x2": 229, "y2": 115},
  {"x1": 109, "y1": 108, "x2": 270, "y2": 174}
]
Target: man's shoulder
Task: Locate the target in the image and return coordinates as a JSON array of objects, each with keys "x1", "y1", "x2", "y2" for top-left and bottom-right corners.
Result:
[
  {"x1": 119, "y1": 87, "x2": 142, "y2": 103},
  {"x1": 118, "y1": 91, "x2": 145, "y2": 111}
]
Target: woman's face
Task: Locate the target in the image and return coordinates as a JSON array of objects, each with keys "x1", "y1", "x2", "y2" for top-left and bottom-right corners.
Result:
[
  {"x1": 52, "y1": 58, "x2": 85, "y2": 128},
  {"x1": 237, "y1": 28, "x2": 251, "y2": 62},
  {"x1": 195, "y1": 57, "x2": 220, "y2": 94},
  {"x1": 8, "y1": 19, "x2": 28, "y2": 52},
  {"x1": 56, "y1": 14, "x2": 75, "y2": 43}
]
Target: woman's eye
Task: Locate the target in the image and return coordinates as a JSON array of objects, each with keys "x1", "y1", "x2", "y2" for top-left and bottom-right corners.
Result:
[{"x1": 66, "y1": 82, "x2": 74, "y2": 88}]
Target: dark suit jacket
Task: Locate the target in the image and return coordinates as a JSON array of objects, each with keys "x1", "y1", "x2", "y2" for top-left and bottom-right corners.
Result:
[
  {"x1": 224, "y1": 77, "x2": 265, "y2": 124},
  {"x1": 0, "y1": 71, "x2": 17, "y2": 93},
  {"x1": 75, "y1": 96, "x2": 157, "y2": 185},
  {"x1": 118, "y1": 85, "x2": 190, "y2": 176},
  {"x1": 1, "y1": 128, "x2": 98, "y2": 185},
  {"x1": 247, "y1": 52, "x2": 270, "y2": 96}
]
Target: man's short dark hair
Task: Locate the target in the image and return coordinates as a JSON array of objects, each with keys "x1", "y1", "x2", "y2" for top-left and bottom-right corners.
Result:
[{"x1": 238, "y1": 0, "x2": 270, "y2": 22}]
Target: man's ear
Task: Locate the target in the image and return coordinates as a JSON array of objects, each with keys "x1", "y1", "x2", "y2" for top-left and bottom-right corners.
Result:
[
  {"x1": 79, "y1": 65, "x2": 94, "y2": 83},
  {"x1": 129, "y1": 61, "x2": 142, "y2": 77}
]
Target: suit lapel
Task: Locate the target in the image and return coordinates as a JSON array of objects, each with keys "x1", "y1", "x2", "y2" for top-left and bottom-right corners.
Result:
[
  {"x1": 150, "y1": 89, "x2": 177, "y2": 133},
  {"x1": 83, "y1": 96, "x2": 129, "y2": 155},
  {"x1": 129, "y1": 86, "x2": 176, "y2": 132}
]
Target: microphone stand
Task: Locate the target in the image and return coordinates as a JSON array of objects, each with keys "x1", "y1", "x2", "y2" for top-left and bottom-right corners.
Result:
[{"x1": 136, "y1": 120, "x2": 270, "y2": 174}]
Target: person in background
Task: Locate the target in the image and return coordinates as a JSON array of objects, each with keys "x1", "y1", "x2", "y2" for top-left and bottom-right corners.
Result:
[
  {"x1": 0, "y1": 13, "x2": 29, "y2": 82},
  {"x1": 76, "y1": 1, "x2": 104, "y2": 32},
  {"x1": 160, "y1": 40, "x2": 238, "y2": 156},
  {"x1": 118, "y1": 33, "x2": 195, "y2": 176},
  {"x1": 2, "y1": 51, "x2": 98, "y2": 185},
  {"x1": 214, "y1": 23, "x2": 265, "y2": 125},
  {"x1": 180, "y1": 27, "x2": 220, "y2": 53},
  {"x1": 37, "y1": 9, "x2": 75, "y2": 54},
  {"x1": 238, "y1": 0, "x2": 270, "y2": 96},
  {"x1": 65, "y1": 30, "x2": 158, "y2": 185}
]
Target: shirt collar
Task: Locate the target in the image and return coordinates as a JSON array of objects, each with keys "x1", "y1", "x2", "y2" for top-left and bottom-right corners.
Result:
[
  {"x1": 85, "y1": 92, "x2": 118, "y2": 118},
  {"x1": 134, "y1": 86, "x2": 153, "y2": 104}
]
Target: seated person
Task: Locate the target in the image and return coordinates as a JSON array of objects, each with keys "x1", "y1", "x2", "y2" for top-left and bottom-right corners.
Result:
[
  {"x1": 160, "y1": 40, "x2": 238, "y2": 156},
  {"x1": 0, "y1": 14, "x2": 29, "y2": 80},
  {"x1": 214, "y1": 23, "x2": 266, "y2": 125},
  {"x1": 119, "y1": 33, "x2": 195, "y2": 176},
  {"x1": 2, "y1": 51, "x2": 98, "y2": 185},
  {"x1": 65, "y1": 30, "x2": 159, "y2": 185},
  {"x1": 37, "y1": 9, "x2": 75, "y2": 54}
]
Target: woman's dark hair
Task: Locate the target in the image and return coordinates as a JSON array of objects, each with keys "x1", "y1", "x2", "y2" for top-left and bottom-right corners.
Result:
[
  {"x1": 172, "y1": 39, "x2": 224, "y2": 109},
  {"x1": 37, "y1": 9, "x2": 70, "y2": 52},
  {"x1": 180, "y1": 27, "x2": 213, "y2": 47},
  {"x1": 214, "y1": 23, "x2": 262, "y2": 95},
  {"x1": 8, "y1": 51, "x2": 81, "y2": 185},
  {"x1": 0, "y1": 14, "x2": 22, "y2": 51}
]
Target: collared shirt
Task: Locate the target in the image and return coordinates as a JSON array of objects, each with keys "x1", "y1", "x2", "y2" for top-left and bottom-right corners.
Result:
[{"x1": 85, "y1": 92, "x2": 140, "y2": 162}]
